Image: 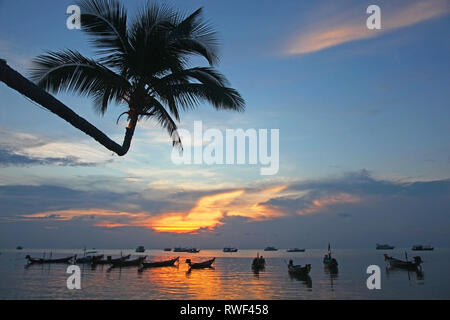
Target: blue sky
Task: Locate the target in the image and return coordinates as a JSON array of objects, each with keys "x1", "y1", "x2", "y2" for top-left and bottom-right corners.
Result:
[{"x1": 0, "y1": 0, "x2": 449, "y2": 248}]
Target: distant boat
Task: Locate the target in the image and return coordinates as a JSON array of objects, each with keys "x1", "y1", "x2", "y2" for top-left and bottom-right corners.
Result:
[
  {"x1": 164, "y1": 248, "x2": 172, "y2": 252},
  {"x1": 384, "y1": 253, "x2": 423, "y2": 271},
  {"x1": 173, "y1": 247, "x2": 200, "y2": 253},
  {"x1": 136, "y1": 246, "x2": 145, "y2": 253},
  {"x1": 186, "y1": 258, "x2": 215, "y2": 269},
  {"x1": 323, "y1": 243, "x2": 338, "y2": 268},
  {"x1": 16, "y1": 246, "x2": 23, "y2": 250},
  {"x1": 264, "y1": 246, "x2": 278, "y2": 251},
  {"x1": 287, "y1": 259, "x2": 311, "y2": 276},
  {"x1": 223, "y1": 247, "x2": 238, "y2": 252},
  {"x1": 287, "y1": 248, "x2": 305, "y2": 252},
  {"x1": 412, "y1": 245, "x2": 434, "y2": 251},
  {"x1": 376, "y1": 243, "x2": 395, "y2": 250}
]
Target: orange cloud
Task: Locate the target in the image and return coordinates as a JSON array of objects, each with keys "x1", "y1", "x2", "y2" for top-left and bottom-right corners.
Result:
[
  {"x1": 20, "y1": 186, "x2": 289, "y2": 234},
  {"x1": 145, "y1": 186, "x2": 288, "y2": 233},
  {"x1": 227, "y1": 185, "x2": 287, "y2": 220},
  {"x1": 19, "y1": 189, "x2": 361, "y2": 232},
  {"x1": 286, "y1": 0, "x2": 449, "y2": 55},
  {"x1": 297, "y1": 193, "x2": 360, "y2": 215},
  {"x1": 143, "y1": 190, "x2": 245, "y2": 233},
  {"x1": 95, "y1": 222, "x2": 129, "y2": 228}
]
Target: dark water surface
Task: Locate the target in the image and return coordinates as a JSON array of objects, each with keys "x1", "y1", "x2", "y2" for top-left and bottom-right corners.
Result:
[{"x1": 0, "y1": 248, "x2": 449, "y2": 299}]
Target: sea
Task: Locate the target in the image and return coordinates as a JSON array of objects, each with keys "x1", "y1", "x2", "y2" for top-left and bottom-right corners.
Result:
[{"x1": 0, "y1": 248, "x2": 449, "y2": 299}]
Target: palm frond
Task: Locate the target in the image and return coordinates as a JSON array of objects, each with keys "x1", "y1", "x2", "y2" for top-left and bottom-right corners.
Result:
[
  {"x1": 77, "y1": 0, "x2": 129, "y2": 69},
  {"x1": 142, "y1": 96, "x2": 182, "y2": 149},
  {"x1": 30, "y1": 49, "x2": 130, "y2": 114},
  {"x1": 168, "y1": 7, "x2": 219, "y2": 65},
  {"x1": 162, "y1": 83, "x2": 245, "y2": 112},
  {"x1": 126, "y1": 3, "x2": 185, "y2": 78},
  {"x1": 150, "y1": 67, "x2": 243, "y2": 116},
  {"x1": 157, "y1": 67, "x2": 230, "y2": 87}
]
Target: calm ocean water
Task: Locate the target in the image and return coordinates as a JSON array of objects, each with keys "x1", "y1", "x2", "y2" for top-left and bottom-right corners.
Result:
[{"x1": 0, "y1": 248, "x2": 449, "y2": 299}]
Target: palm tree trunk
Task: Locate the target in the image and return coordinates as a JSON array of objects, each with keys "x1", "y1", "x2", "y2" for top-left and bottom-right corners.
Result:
[{"x1": 0, "y1": 59, "x2": 134, "y2": 156}]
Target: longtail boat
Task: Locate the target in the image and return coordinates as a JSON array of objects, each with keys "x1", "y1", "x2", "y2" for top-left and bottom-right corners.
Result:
[
  {"x1": 323, "y1": 254, "x2": 338, "y2": 268},
  {"x1": 323, "y1": 243, "x2": 338, "y2": 268},
  {"x1": 138, "y1": 257, "x2": 179, "y2": 271},
  {"x1": 75, "y1": 254, "x2": 104, "y2": 264},
  {"x1": 186, "y1": 258, "x2": 215, "y2": 269},
  {"x1": 109, "y1": 256, "x2": 146, "y2": 268},
  {"x1": 384, "y1": 254, "x2": 423, "y2": 271},
  {"x1": 26, "y1": 255, "x2": 75, "y2": 264},
  {"x1": 91, "y1": 254, "x2": 131, "y2": 265},
  {"x1": 252, "y1": 254, "x2": 265, "y2": 271},
  {"x1": 412, "y1": 245, "x2": 434, "y2": 251},
  {"x1": 287, "y1": 259, "x2": 311, "y2": 276},
  {"x1": 287, "y1": 248, "x2": 305, "y2": 252},
  {"x1": 174, "y1": 247, "x2": 200, "y2": 253},
  {"x1": 376, "y1": 243, "x2": 395, "y2": 250}
]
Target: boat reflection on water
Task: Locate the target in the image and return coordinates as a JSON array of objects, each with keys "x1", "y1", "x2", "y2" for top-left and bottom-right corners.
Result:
[
  {"x1": 252, "y1": 265, "x2": 265, "y2": 278},
  {"x1": 325, "y1": 264, "x2": 339, "y2": 275},
  {"x1": 385, "y1": 265, "x2": 425, "y2": 281},
  {"x1": 186, "y1": 266, "x2": 215, "y2": 277},
  {"x1": 288, "y1": 273, "x2": 312, "y2": 288},
  {"x1": 416, "y1": 270, "x2": 425, "y2": 280},
  {"x1": 324, "y1": 265, "x2": 339, "y2": 291}
]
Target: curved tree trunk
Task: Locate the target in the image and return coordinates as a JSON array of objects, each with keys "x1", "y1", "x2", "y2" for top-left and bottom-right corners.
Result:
[{"x1": 0, "y1": 59, "x2": 135, "y2": 156}]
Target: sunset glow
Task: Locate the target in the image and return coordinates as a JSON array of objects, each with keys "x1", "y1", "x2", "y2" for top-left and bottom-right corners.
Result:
[
  {"x1": 19, "y1": 186, "x2": 293, "y2": 234},
  {"x1": 297, "y1": 193, "x2": 360, "y2": 215},
  {"x1": 145, "y1": 186, "x2": 290, "y2": 233}
]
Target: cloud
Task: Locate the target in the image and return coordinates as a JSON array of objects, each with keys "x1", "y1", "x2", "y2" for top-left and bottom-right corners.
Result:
[
  {"x1": 1, "y1": 171, "x2": 449, "y2": 247},
  {"x1": 0, "y1": 147, "x2": 103, "y2": 167},
  {"x1": 0, "y1": 129, "x2": 113, "y2": 167},
  {"x1": 21, "y1": 209, "x2": 147, "y2": 222},
  {"x1": 296, "y1": 192, "x2": 360, "y2": 215},
  {"x1": 144, "y1": 190, "x2": 246, "y2": 233},
  {"x1": 0, "y1": 185, "x2": 135, "y2": 218},
  {"x1": 8, "y1": 185, "x2": 291, "y2": 234},
  {"x1": 285, "y1": 0, "x2": 449, "y2": 55},
  {"x1": 145, "y1": 185, "x2": 293, "y2": 233}
]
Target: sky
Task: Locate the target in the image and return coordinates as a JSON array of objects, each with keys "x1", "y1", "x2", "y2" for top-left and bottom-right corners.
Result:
[{"x1": 0, "y1": 0, "x2": 449, "y2": 249}]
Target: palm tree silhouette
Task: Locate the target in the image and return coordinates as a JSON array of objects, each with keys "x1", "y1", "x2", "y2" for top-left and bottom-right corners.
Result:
[{"x1": 0, "y1": 0, "x2": 244, "y2": 156}]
